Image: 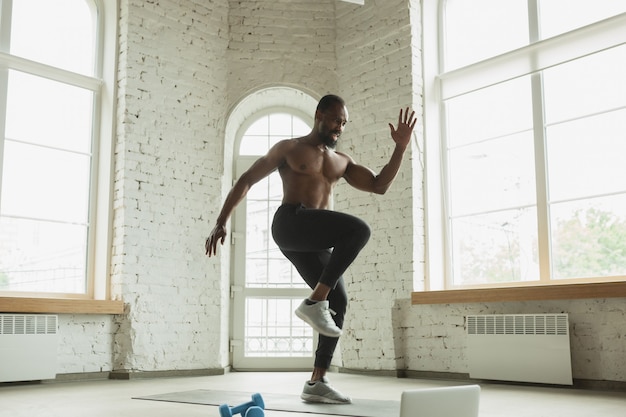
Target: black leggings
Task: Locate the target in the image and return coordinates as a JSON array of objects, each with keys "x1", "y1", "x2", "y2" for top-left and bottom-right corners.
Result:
[{"x1": 271, "y1": 204, "x2": 371, "y2": 369}]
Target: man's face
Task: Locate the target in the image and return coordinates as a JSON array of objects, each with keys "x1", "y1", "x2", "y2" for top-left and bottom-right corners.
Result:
[{"x1": 317, "y1": 104, "x2": 349, "y2": 149}]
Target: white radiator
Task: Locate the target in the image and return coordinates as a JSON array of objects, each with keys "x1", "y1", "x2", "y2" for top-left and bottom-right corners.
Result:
[
  {"x1": 0, "y1": 314, "x2": 58, "y2": 382},
  {"x1": 466, "y1": 314, "x2": 573, "y2": 385}
]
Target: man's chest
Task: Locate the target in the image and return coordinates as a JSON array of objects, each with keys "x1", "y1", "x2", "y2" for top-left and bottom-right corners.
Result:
[{"x1": 287, "y1": 149, "x2": 346, "y2": 180}]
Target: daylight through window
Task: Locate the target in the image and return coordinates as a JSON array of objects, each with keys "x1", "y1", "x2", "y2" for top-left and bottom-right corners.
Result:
[
  {"x1": 439, "y1": 0, "x2": 626, "y2": 287},
  {"x1": 0, "y1": 0, "x2": 101, "y2": 296}
]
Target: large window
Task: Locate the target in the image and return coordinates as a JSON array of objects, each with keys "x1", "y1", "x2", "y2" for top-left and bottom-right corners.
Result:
[
  {"x1": 0, "y1": 0, "x2": 115, "y2": 298},
  {"x1": 231, "y1": 109, "x2": 316, "y2": 369},
  {"x1": 426, "y1": 1, "x2": 626, "y2": 289}
]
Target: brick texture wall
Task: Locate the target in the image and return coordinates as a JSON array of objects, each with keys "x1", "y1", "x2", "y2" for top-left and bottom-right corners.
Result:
[
  {"x1": 57, "y1": 315, "x2": 117, "y2": 374},
  {"x1": 227, "y1": 0, "x2": 338, "y2": 102},
  {"x1": 333, "y1": 0, "x2": 422, "y2": 371},
  {"x1": 111, "y1": 0, "x2": 230, "y2": 372}
]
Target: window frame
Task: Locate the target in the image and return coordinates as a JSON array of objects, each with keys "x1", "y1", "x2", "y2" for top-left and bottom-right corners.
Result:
[
  {"x1": 421, "y1": 1, "x2": 626, "y2": 296},
  {"x1": 0, "y1": 0, "x2": 120, "y2": 311},
  {"x1": 235, "y1": 106, "x2": 314, "y2": 157},
  {"x1": 231, "y1": 107, "x2": 319, "y2": 369}
]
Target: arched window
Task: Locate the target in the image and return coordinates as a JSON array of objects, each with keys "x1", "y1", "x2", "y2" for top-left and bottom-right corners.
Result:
[
  {"x1": 236, "y1": 111, "x2": 312, "y2": 290},
  {"x1": 424, "y1": 1, "x2": 626, "y2": 289},
  {"x1": 227, "y1": 91, "x2": 320, "y2": 368},
  {"x1": 0, "y1": 0, "x2": 116, "y2": 298}
]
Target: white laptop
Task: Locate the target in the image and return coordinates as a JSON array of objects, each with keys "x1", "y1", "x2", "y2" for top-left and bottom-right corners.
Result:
[{"x1": 399, "y1": 384, "x2": 481, "y2": 417}]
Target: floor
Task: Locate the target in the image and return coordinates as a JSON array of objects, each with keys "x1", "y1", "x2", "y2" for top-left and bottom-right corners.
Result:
[{"x1": 1, "y1": 371, "x2": 625, "y2": 417}]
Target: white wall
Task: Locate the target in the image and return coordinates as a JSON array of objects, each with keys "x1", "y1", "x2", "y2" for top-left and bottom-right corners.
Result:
[
  {"x1": 111, "y1": 0, "x2": 230, "y2": 372},
  {"x1": 226, "y1": 0, "x2": 338, "y2": 103},
  {"x1": 333, "y1": 0, "x2": 421, "y2": 371},
  {"x1": 53, "y1": 0, "x2": 626, "y2": 385},
  {"x1": 57, "y1": 315, "x2": 117, "y2": 374}
]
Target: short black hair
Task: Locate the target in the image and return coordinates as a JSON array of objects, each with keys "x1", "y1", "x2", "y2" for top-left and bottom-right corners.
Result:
[{"x1": 316, "y1": 94, "x2": 345, "y2": 113}]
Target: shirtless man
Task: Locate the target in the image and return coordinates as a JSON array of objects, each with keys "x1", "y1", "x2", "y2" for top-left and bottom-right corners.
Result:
[{"x1": 206, "y1": 94, "x2": 416, "y2": 403}]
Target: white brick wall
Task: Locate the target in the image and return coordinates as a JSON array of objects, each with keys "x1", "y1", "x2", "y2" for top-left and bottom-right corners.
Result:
[
  {"x1": 57, "y1": 315, "x2": 116, "y2": 374},
  {"x1": 227, "y1": 0, "x2": 338, "y2": 102},
  {"x1": 111, "y1": 0, "x2": 230, "y2": 372},
  {"x1": 334, "y1": 0, "x2": 422, "y2": 371}
]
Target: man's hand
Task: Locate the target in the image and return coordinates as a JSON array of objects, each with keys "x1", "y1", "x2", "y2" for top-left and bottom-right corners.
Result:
[
  {"x1": 388, "y1": 107, "x2": 417, "y2": 149},
  {"x1": 205, "y1": 224, "x2": 227, "y2": 257}
]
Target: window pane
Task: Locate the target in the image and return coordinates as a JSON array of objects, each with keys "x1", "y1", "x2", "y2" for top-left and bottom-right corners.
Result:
[
  {"x1": 268, "y1": 171, "x2": 282, "y2": 200},
  {"x1": 539, "y1": 0, "x2": 626, "y2": 40},
  {"x1": 245, "y1": 197, "x2": 269, "y2": 286},
  {"x1": 446, "y1": 76, "x2": 533, "y2": 148},
  {"x1": 543, "y1": 45, "x2": 626, "y2": 124},
  {"x1": 239, "y1": 135, "x2": 269, "y2": 156},
  {"x1": 443, "y1": 0, "x2": 528, "y2": 70},
  {"x1": 239, "y1": 114, "x2": 311, "y2": 156},
  {"x1": 247, "y1": 176, "x2": 269, "y2": 200},
  {"x1": 241, "y1": 112, "x2": 311, "y2": 290},
  {"x1": 451, "y1": 208, "x2": 539, "y2": 286},
  {"x1": 245, "y1": 182, "x2": 305, "y2": 289},
  {"x1": 5, "y1": 70, "x2": 94, "y2": 153},
  {"x1": 292, "y1": 116, "x2": 310, "y2": 136},
  {"x1": 246, "y1": 117, "x2": 269, "y2": 136},
  {"x1": 1, "y1": 141, "x2": 91, "y2": 224},
  {"x1": 269, "y1": 113, "x2": 293, "y2": 136},
  {"x1": 245, "y1": 298, "x2": 312, "y2": 357},
  {"x1": 546, "y1": 109, "x2": 626, "y2": 202},
  {"x1": 10, "y1": 0, "x2": 96, "y2": 76},
  {"x1": 449, "y1": 131, "x2": 536, "y2": 216},
  {"x1": 550, "y1": 195, "x2": 626, "y2": 279},
  {"x1": 0, "y1": 217, "x2": 87, "y2": 294},
  {"x1": 269, "y1": 135, "x2": 290, "y2": 149}
]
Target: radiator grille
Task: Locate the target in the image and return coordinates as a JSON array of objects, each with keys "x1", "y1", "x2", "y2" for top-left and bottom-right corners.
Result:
[
  {"x1": 0, "y1": 314, "x2": 58, "y2": 335},
  {"x1": 467, "y1": 314, "x2": 568, "y2": 336}
]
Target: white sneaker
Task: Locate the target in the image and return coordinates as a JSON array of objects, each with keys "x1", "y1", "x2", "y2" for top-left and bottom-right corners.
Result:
[
  {"x1": 295, "y1": 300, "x2": 342, "y2": 338},
  {"x1": 301, "y1": 376, "x2": 352, "y2": 404}
]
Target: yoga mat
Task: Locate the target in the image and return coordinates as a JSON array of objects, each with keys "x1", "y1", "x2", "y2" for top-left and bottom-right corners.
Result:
[{"x1": 134, "y1": 389, "x2": 400, "y2": 417}]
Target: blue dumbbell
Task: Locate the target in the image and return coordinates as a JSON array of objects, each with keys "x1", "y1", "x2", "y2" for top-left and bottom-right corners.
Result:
[{"x1": 219, "y1": 393, "x2": 265, "y2": 417}]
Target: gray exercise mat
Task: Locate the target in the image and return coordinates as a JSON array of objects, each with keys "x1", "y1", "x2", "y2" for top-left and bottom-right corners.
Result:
[{"x1": 134, "y1": 389, "x2": 400, "y2": 417}]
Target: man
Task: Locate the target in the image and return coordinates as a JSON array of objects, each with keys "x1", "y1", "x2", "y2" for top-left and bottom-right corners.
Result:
[{"x1": 206, "y1": 94, "x2": 416, "y2": 404}]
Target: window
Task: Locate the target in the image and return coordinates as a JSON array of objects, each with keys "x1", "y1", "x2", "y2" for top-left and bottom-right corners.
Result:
[
  {"x1": 0, "y1": 0, "x2": 116, "y2": 299},
  {"x1": 238, "y1": 112, "x2": 312, "y2": 291},
  {"x1": 425, "y1": 1, "x2": 626, "y2": 289},
  {"x1": 231, "y1": 109, "x2": 316, "y2": 368}
]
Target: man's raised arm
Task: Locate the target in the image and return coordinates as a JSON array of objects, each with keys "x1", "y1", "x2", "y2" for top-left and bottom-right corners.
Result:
[{"x1": 343, "y1": 107, "x2": 416, "y2": 195}]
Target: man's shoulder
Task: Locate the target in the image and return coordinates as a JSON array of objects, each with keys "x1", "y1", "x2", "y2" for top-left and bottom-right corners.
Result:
[
  {"x1": 333, "y1": 150, "x2": 355, "y2": 164},
  {"x1": 268, "y1": 138, "x2": 299, "y2": 155},
  {"x1": 273, "y1": 137, "x2": 300, "y2": 150}
]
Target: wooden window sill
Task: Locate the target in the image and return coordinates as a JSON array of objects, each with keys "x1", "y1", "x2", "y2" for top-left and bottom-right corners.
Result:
[
  {"x1": 412, "y1": 281, "x2": 626, "y2": 305},
  {"x1": 0, "y1": 297, "x2": 125, "y2": 314}
]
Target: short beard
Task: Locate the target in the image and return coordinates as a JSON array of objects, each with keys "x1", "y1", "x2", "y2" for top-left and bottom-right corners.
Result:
[{"x1": 321, "y1": 134, "x2": 338, "y2": 149}]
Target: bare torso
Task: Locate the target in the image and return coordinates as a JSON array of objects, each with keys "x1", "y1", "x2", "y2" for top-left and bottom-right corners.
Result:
[
  {"x1": 278, "y1": 138, "x2": 350, "y2": 209},
  {"x1": 206, "y1": 103, "x2": 415, "y2": 258}
]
